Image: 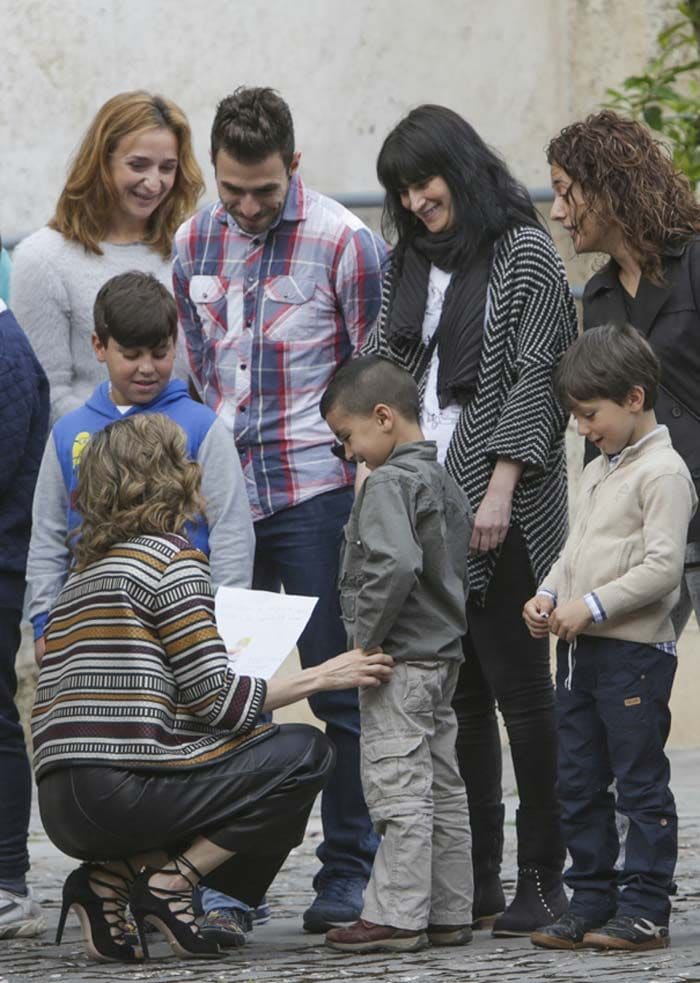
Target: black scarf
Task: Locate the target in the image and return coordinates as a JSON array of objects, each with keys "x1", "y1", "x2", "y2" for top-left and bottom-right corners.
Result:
[{"x1": 386, "y1": 231, "x2": 491, "y2": 408}]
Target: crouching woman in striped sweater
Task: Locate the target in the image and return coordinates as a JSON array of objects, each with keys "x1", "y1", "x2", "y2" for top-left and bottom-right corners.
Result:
[{"x1": 31, "y1": 414, "x2": 393, "y2": 963}]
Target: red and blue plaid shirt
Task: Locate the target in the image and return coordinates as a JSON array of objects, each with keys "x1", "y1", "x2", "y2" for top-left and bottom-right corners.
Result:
[{"x1": 173, "y1": 176, "x2": 387, "y2": 520}]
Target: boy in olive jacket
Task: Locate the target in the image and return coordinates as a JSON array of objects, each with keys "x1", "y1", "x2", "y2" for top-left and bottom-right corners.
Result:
[
  {"x1": 524, "y1": 323, "x2": 697, "y2": 953},
  {"x1": 320, "y1": 355, "x2": 473, "y2": 954}
]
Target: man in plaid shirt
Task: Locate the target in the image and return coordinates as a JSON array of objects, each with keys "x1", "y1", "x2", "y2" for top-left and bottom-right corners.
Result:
[{"x1": 173, "y1": 87, "x2": 386, "y2": 936}]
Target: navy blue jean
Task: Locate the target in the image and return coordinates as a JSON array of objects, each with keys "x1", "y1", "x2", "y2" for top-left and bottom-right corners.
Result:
[
  {"x1": 556, "y1": 635, "x2": 677, "y2": 925},
  {"x1": 253, "y1": 486, "x2": 378, "y2": 885},
  {"x1": 0, "y1": 607, "x2": 31, "y2": 881}
]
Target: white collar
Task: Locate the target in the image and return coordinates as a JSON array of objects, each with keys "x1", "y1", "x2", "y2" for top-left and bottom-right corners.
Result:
[{"x1": 607, "y1": 424, "x2": 665, "y2": 469}]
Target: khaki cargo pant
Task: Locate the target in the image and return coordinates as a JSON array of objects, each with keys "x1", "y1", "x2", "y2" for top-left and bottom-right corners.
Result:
[{"x1": 359, "y1": 659, "x2": 473, "y2": 930}]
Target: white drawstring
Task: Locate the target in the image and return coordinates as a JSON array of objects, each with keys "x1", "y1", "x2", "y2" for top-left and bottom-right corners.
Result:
[{"x1": 564, "y1": 638, "x2": 577, "y2": 691}]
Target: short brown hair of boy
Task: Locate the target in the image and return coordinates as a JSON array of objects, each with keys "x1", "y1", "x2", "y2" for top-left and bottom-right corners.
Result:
[
  {"x1": 554, "y1": 322, "x2": 660, "y2": 412},
  {"x1": 94, "y1": 271, "x2": 177, "y2": 349},
  {"x1": 71, "y1": 414, "x2": 204, "y2": 571},
  {"x1": 320, "y1": 355, "x2": 420, "y2": 423}
]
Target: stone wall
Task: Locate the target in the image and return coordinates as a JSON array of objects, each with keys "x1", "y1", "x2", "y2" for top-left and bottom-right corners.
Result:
[{"x1": 0, "y1": 0, "x2": 674, "y2": 240}]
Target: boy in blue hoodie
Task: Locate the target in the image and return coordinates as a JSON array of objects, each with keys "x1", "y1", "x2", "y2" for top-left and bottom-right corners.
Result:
[
  {"x1": 27, "y1": 272, "x2": 257, "y2": 944},
  {"x1": 27, "y1": 271, "x2": 254, "y2": 663}
]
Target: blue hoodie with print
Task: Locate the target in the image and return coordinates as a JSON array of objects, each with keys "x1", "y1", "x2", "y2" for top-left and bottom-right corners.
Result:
[{"x1": 27, "y1": 379, "x2": 254, "y2": 639}]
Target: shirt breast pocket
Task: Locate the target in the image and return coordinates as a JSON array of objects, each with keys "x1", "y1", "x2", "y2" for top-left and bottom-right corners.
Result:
[
  {"x1": 189, "y1": 275, "x2": 230, "y2": 341},
  {"x1": 262, "y1": 275, "x2": 318, "y2": 341}
]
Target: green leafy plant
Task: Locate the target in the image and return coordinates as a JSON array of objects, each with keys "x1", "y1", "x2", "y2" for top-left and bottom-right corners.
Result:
[{"x1": 606, "y1": 1, "x2": 700, "y2": 187}]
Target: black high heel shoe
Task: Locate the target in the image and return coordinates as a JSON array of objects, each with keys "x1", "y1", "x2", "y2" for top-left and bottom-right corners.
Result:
[
  {"x1": 56, "y1": 863, "x2": 141, "y2": 962},
  {"x1": 129, "y1": 854, "x2": 220, "y2": 959}
]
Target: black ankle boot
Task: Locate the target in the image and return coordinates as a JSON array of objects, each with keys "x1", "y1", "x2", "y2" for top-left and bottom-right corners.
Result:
[
  {"x1": 492, "y1": 865, "x2": 568, "y2": 937},
  {"x1": 470, "y1": 804, "x2": 506, "y2": 929},
  {"x1": 492, "y1": 807, "x2": 567, "y2": 937}
]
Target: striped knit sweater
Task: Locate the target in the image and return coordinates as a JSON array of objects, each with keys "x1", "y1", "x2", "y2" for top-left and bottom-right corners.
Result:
[
  {"x1": 364, "y1": 226, "x2": 578, "y2": 597},
  {"x1": 31, "y1": 534, "x2": 266, "y2": 779}
]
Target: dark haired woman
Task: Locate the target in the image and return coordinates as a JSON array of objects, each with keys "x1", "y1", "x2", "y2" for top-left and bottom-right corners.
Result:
[
  {"x1": 548, "y1": 109, "x2": 700, "y2": 635},
  {"x1": 365, "y1": 104, "x2": 578, "y2": 935}
]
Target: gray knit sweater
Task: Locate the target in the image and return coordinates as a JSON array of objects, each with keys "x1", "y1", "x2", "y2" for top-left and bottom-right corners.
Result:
[{"x1": 11, "y1": 227, "x2": 184, "y2": 422}]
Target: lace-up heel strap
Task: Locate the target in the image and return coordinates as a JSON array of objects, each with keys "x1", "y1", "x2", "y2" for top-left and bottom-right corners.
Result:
[
  {"x1": 129, "y1": 865, "x2": 219, "y2": 959},
  {"x1": 168, "y1": 853, "x2": 206, "y2": 886},
  {"x1": 84, "y1": 864, "x2": 134, "y2": 936}
]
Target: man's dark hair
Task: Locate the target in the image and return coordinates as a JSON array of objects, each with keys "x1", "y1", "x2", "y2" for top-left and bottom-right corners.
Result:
[
  {"x1": 554, "y1": 322, "x2": 660, "y2": 411},
  {"x1": 211, "y1": 87, "x2": 295, "y2": 167},
  {"x1": 320, "y1": 355, "x2": 420, "y2": 422},
  {"x1": 93, "y1": 272, "x2": 177, "y2": 348}
]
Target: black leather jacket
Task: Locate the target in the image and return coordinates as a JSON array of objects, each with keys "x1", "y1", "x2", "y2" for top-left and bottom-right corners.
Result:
[{"x1": 583, "y1": 238, "x2": 700, "y2": 541}]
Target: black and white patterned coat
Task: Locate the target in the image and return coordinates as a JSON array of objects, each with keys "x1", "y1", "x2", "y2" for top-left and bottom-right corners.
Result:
[{"x1": 363, "y1": 225, "x2": 578, "y2": 599}]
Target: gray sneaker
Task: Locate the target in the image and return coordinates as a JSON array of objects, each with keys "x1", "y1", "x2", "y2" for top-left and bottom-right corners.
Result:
[{"x1": 0, "y1": 887, "x2": 47, "y2": 939}]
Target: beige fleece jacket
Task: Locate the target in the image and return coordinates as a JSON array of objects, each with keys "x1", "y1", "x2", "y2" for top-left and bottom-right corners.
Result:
[{"x1": 540, "y1": 426, "x2": 697, "y2": 644}]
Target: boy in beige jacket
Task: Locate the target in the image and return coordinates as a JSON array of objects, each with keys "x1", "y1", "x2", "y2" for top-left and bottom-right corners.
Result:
[{"x1": 523, "y1": 323, "x2": 697, "y2": 954}]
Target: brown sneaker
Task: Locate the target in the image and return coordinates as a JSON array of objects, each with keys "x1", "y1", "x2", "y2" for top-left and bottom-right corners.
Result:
[
  {"x1": 325, "y1": 918, "x2": 429, "y2": 952},
  {"x1": 427, "y1": 923, "x2": 473, "y2": 946}
]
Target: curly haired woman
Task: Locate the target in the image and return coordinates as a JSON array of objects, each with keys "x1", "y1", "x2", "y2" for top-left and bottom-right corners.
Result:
[{"x1": 548, "y1": 109, "x2": 700, "y2": 635}]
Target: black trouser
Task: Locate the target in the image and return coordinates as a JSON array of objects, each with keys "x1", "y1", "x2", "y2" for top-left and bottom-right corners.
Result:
[
  {"x1": 452, "y1": 526, "x2": 565, "y2": 870},
  {"x1": 38, "y1": 723, "x2": 333, "y2": 906},
  {"x1": 0, "y1": 606, "x2": 31, "y2": 882}
]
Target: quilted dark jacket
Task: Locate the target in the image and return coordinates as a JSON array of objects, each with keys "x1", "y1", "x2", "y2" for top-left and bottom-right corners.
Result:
[{"x1": 0, "y1": 303, "x2": 49, "y2": 609}]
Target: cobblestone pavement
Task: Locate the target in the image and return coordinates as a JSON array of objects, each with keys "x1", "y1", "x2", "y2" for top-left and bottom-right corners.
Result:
[{"x1": 1, "y1": 749, "x2": 699, "y2": 983}]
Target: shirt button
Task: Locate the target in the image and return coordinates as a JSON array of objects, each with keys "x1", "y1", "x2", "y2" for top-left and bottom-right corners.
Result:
[
  {"x1": 660, "y1": 818, "x2": 668, "y2": 826},
  {"x1": 240, "y1": 364, "x2": 247, "y2": 371},
  {"x1": 671, "y1": 404, "x2": 683, "y2": 418}
]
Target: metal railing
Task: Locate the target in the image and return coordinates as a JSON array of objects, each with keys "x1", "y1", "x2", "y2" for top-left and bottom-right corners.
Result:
[
  {"x1": 3, "y1": 187, "x2": 557, "y2": 250},
  {"x1": 3, "y1": 186, "x2": 583, "y2": 298},
  {"x1": 330, "y1": 187, "x2": 557, "y2": 209}
]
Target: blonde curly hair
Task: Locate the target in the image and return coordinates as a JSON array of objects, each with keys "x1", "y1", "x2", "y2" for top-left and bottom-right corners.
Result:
[{"x1": 71, "y1": 414, "x2": 205, "y2": 570}]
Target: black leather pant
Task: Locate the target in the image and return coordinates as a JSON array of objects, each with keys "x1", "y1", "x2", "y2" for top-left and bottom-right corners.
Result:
[{"x1": 38, "y1": 723, "x2": 334, "y2": 906}]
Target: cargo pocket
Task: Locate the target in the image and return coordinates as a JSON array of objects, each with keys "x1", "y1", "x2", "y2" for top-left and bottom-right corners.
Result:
[
  {"x1": 360, "y1": 733, "x2": 429, "y2": 813},
  {"x1": 339, "y1": 588, "x2": 356, "y2": 623},
  {"x1": 338, "y1": 521, "x2": 365, "y2": 627},
  {"x1": 403, "y1": 663, "x2": 442, "y2": 715}
]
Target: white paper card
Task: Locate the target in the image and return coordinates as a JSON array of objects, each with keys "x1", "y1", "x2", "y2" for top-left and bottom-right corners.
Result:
[{"x1": 214, "y1": 587, "x2": 318, "y2": 679}]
